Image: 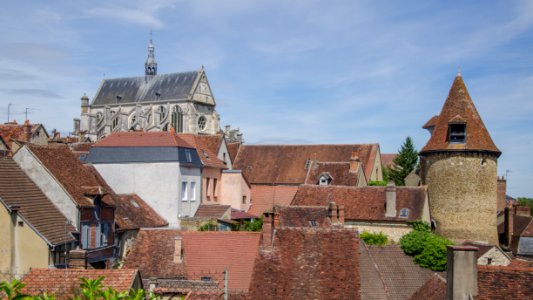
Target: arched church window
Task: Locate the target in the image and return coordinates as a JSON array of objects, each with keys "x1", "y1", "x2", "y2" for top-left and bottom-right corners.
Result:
[
  {"x1": 96, "y1": 112, "x2": 103, "y2": 123},
  {"x1": 172, "y1": 106, "x2": 184, "y2": 133},
  {"x1": 198, "y1": 116, "x2": 207, "y2": 131},
  {"x1": 129, "y1": 114, "x2": 137, "y2": 131},
  {"x1": 111, "y1": 117, "x2": 119, "y2": 130},
  {"x1": 158, "y1": 106, "x2": 168, "y2": 122}
]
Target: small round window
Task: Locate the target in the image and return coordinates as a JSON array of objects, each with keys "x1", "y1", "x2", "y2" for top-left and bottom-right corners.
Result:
[{"x1": 198, "y1": 116, "x2": 207, "y2": 131}]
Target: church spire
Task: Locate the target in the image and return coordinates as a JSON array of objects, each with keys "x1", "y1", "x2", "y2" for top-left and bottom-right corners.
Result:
[{"x1": 145, "y1": 30, "x2": 157, "y2": 76}]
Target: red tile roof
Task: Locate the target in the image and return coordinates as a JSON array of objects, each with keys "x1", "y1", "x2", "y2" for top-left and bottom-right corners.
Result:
[
  {"x1": 226, "y1": 142, "x2": 241, "y2": 163},
  {"x1": 231, "y1": 209, "x2": 258, "y2": 220},
  {"x1": 93, "y1": 131, "x2": 193, "y2": 148},
  {"x1": 292, "y1": 185, "x2": 427, "y2": 222},
  {"x1": 248, "y1": 228, "x2": 361, "y2": 299},
  {"x1": 177, "y1": 134, "x2": 227, "y2": 169},
  {"x1": 194, "y1": 204, "x2": 231, "y2": 219},
  {"x1": 249, "y1": 185, "x2": 299, "y2": 216},
  {"x1": 304, "y1": 161, "x2": 361, "y2": 186},
  {"x1": 116, "y1": 194, "x2": 168, "y2": 229},
  {"x1": 420, "y1": 75, "x2": 500, "y2": 155},
  {"x1": 195, "y1": 134, "x2": 223, "y2": 155},
  {"x1": 274, "y1": 205, "x2": 332, "y2": 228},
  {"x1": 0, "y1": 121, "x2": 45, "y2": 150},
  {"x1": 21, "y1": 268, "x2": 140, "y2": 300},
  {"x1": 477, "y1": 265, "x2": 533, "y2": 299},
  {"x1": 27, "y1": 144, "x2": 105, "y2": 207},
  {"x1": 408, "y1": 273, "x2": 447, "y2": 300},
  {"x1": 380, "y1": 153, "x2": 397, "y2": 169},
  {"x1": 124, "y1": 229, "x2": 260, "y2": 291},
  {"x1": 422, "y1": 115, "x2": 439, "y2": 130},
  {"x1": 0, "y1": 157, "x2": 76, "y2": 245},
  {"x1": 233, "y1": 144, "x2": 379, "y2": 184}
]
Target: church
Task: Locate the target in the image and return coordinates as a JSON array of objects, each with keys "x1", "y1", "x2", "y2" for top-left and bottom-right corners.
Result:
[{"x1": 74, "y1": 37, "x2": 220, "y2": 141}]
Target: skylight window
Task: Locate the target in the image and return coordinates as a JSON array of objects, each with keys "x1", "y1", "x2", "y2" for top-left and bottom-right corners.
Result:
[{"x1": 309, "y1": 220, "x2": 318, "y2": 227}]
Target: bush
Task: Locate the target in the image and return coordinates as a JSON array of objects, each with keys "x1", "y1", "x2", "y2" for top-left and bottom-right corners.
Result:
[
  {"x1": 408, "y1": 220, "x2": 430, "y2": 232},
  {"x1": 400, "y1": 230, "x2": 431, "y2": 256},
  {"x1": 368, "y1": 180, "x2": 388, "y2": 186},
  {"x1": 243, "y1": 218, "x2": 263, "y2": 232},
  {"x1": 414, "y1": 235, "x2": 453, "y2": 271},
  {"x1": 360, "y1": 231, "x2": 388, "y2": 245}
]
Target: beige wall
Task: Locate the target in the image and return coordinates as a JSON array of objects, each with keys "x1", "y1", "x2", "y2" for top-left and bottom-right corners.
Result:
[
  {"x1": 421, "y1": 153, "x2": 498, "y2": 244},
  {"x1": 31, "y1": 128, "x2": 49, "y2": 145},
  {"x1": 202, "y1": 167, "x2": 222, "y2": 203},
  {"x1": 0, "y1": 206, "x2": 50, "y2": 278},
  {"x1": 370, "y1": 148, "x2": 383, "y2": 181},
  {"x1": 220, "y1": 171, "x2": 251, "y2": 211},
  {"x1": 478, "y1": 248, "x2": 511, "y2": 266},
  {"x1": 345, "y1": 222, "x2": 413, "y2": 242}
]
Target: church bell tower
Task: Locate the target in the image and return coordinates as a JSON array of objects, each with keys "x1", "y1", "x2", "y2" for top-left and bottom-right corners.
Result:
[{"x1": 145, "y1": 32, "x2": 157, "y2": 76}]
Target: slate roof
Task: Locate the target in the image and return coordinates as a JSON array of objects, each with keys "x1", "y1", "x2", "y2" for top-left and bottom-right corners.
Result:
[
  {"x1": 27, "y1": 144, "x2": 106, "y2": 207},
  {"x1": 115, "y1": 194, "x2": 168, "y2": 229},
  {"x1": 361, "y1": 244, "x2": 436, "y2": 300},
  {"x1": 292, "y1": 185, "x2": 427, "y2": 222},
  {"x1": 123, "y1": 229, "x2": 260, "y2": 291},
  {"x1": 304, "y1": 161, "x2": 362, "y2": 186},
  {"x1": 274, "y1": 205, "x2": 332, "y2": 228},
  {"x1": 408, "y1": 273, "x2": 447, "y2": 300},
  {"x1": 91, "y1": 71, "x2": 199, "y2": 106},
  {"x1": 248, "y1": 228, "x2": 361, "y2": 299},
  {"x1": 194, "y1": 204, "x2": 231, "y2": 219},
  {"x1": 21, "y1": 268, "x2": 140, "y2": 300},
  {"x1": 0, "y1": 157, "x2": 76, "y2": 245},
  {"x1": 233, "y1": 143, "x2": 379, "y2": 184},
  {"x1": 248, "y1": 185, "x2": 299, "y2": 216},
  {"x1": 359, "y1": 243, "x2": 387, "y2": 300},
  {"x1": 420, "y1": 74, "x2": 500, "y2": 155}
]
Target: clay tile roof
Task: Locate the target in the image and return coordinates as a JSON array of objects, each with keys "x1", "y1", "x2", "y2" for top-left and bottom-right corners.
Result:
[
  {"x1": 249, "y1": 185, "x2": 299, "y2": 216},
  {"x1": 70, "y1": 142, "x2": 93, "y2": 152},
  {"x1": 27, "y1": 144, "x2": 103, "y2": 207},
  {"x1": 304, "y1": 161, "x2": 361, "y2": 186},
  {"x1": 422, "y1": 115, "x2": 439, "y2": 129},
  {"x1": 408, "y1": 273, "x2": 447, "y2": 300},
  {"x1": 93, "y1": 131, "x2": 193, "y2": 148},
  {"x1": 513, "y1": 215, "x2": 533, "y2": 237},
  {"x1": 231, "y1": 208, "x2": 258, "y2": 220},
  {"x1": 233, "y1": 143, "x2": 379, "y2": 184},
  {"x1": 461, "y1": 241, "x2": 497, "y2": 258},
  {"x1": 195, "y1": 134, "x2": 223, "y2": 155},
  {"x1": 248, "y1": 228, "x2": 361, "y2": 299},
  {"x1": 194, "y1": 204, "x2": 231, "y2": 219},
  {"x1": 520, "y1": 218, "x2": 533, "y2": 237},
  {"x1": 291, "y1": 185, "x2": 427, "y2": 222},
  {"x1": 116, "y1": 194, "x2": 168, "y2": 229},
  {"x1": 124, "y1": 229, "x2": 260, "y2": 291},
  {"x1": 274, "y1": 205, "x2": 332, "y2": 228},
  {"x1": 361, "y1": 244, "x2": 436, "y2": 300},
  {"x1": 420, "y1": 75, "x2": 500, "y2": 155},
  {"x1": 21, "y1": 268, "x2": 140, "y2": 300},
  {"x1": 227, "y1": 142, "x2": 241, "y2": 163},
  {"x1": 381, "y1": 153, "x2": 397, "y2": 169},
  {"x1": 0, "y1": 158, "x2": 76, "y2": 245},
  {"x1": 477, "y1": 265, "x2": 533, "y2": 299},
  {"x1": 178, "y1": 134, "x2": 226, "y2": 169}
]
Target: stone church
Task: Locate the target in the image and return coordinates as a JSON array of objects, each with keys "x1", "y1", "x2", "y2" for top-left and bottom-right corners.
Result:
[{"x1": 74, "y1": 37, "x2": 220, "y2": 141}]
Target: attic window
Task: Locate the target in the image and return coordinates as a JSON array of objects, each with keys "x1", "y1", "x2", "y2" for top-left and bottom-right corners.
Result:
[
  {"x1": 185, "y1": 150, "x2": 193, "y2": 162},
  {"x1": 449, "y1": 123, "x2": 466, "y2": 143},
  {"x1": 309, "y1": 220, "x2": 318, "y2": 227},
  {"x1": 201, "y1": 276, "x2": 212, "y2": 282},
  {"x1": 399, "y1": 208, "x2": 409, "y2": 218},
  {"x1": 318, "y1": 174, "x2": 331, "y2": 186}
]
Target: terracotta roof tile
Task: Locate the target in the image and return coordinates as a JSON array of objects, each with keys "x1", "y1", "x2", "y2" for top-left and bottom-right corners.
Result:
[
  {"x1": 422, "y1": 115, "x2": 439, "y2": 130},
  {"x1": 477, "y1": 265, "x2": 533, "y2": 299},
  {"x1": 231, "y1": 209, "x2": 258, "y2": 220},
  {"x1": 177, "y1": 134, "x2": 226, "y2": 169},
  {"x1": 194, "y1": 204, "x2": 231, "y2": 219},
  {"x1": 233, "y1": 144, "x2": 379, "y2": 184},
  {"x1": 520, "y1": 218, "x2": 533, "y2": 237},
  {"x1": 249, "y1": 185, "x2": 298, "y2": 216},
  {"x1": 420, "y1": 75, "x2": 500, "y2": 155},
  {"x1": 304, "y1": 161, "x2": 361, "y2": 186},
  {"x1": 93, "y1": 131, "x2": 193, "y2": 148},
  {"x1": 461, "y1": 241, "x2": 499, "y2": 259},
  {"x1": 21, "y1": 268, "x2": 139, "y2": 300},
  {"x1": 227, "y1": 142, "x2": 241, "y2": 163},
  {"x1": 0, "y1": 122, "x2": 45, "y2": 149},
  {"x1": 292, "y1": 185, "x2": 427, "y2": 222},
  {"x1": 408, "y1": 273, "x2": 447, "y2": 300},
  {"x1": 274, "y1": 205, "x2": 332, "y2": 228},
  {"x1": 248, "y1": 228, "x2": 361, "y2": 299},
  {"x1": 0, "y1": 157, "x2": 76, "y2": 245},
  {"x1": 116, "y1": 194, "x2": 168, "y2": 229},
  {"x1": 195, "y1": 135, "x2": 223, "y2": 155},
  {"x1": 380, "y1": 153, "x2": 397, "y2": 169}
]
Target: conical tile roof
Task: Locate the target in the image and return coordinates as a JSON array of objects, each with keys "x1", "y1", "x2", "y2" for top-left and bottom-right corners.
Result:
[{"x1": 420, "y1": 74, "x2": 500, "y2": 155}]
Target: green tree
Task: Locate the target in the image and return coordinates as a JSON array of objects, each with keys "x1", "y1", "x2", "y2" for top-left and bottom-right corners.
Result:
[
  {"x1": 0, "y1": 279, "x2": 29, "y2": 300},
  {"x1": 400, "y1": 230, "x2": 431, "y2": 256},
  {"x1": 360, "y1": 232, "x2": 388, "y2": 245},
  {"x1": 388, "y1": 137, "x2": 418, "y2": 186},
  {"x1": 414, "y1": 235, "x2": 453, "y2": 271},
  {"x1": 517, "y1": 197, "x2": 533, "y2": 215}
]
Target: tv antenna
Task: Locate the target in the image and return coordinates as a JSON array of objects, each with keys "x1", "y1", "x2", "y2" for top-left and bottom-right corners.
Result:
[
  {"x1": 505, "y1": 169, "x2": 512, "y2": 180},
  {"x1": 25, "y1": 107, "x2": 39, "y2": 121},
  {"x1": 7, "y1": 103, "x2": 12, "y2": 122}
]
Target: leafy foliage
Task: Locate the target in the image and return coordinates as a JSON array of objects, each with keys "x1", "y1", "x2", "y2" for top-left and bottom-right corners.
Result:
[
  {"x1": 400, "y1": 230, "x2": 431, "y2": 256},
  {"x1": 517, "y1": 197, "x2": 533, "y2": 215},
  {"x1": 243, "y1": 218, "x2": 263, "y2": 232},
  {"x1": 388, "y1": 137, "x2": 418, "y2": 186},
  {"x1": 360, "y1": 231, "x2": 388, "y2": 245},
  {"x1": 408, "y1": 220, "x2": 431, "y2": 232},
  {"x1": 0, "y1": 279, "x2": 29, "y2": 300},
  {"x1": 368, "y1": 180, "x2": 388, "y2": 186},
  {"x1": 414, "y1": 235, "x2": 453, "y2": 271},
  {"x1": 198, "y1": 221, "x2": 217, "y2": 231}
]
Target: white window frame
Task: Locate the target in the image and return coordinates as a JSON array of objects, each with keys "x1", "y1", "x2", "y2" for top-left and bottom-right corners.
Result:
[
  {"x1": 181, "y1": 181, "x2": 188, "y2": 202},
  {"x1": 190, "y1": 182, "x2": 197, "y2": 201}
]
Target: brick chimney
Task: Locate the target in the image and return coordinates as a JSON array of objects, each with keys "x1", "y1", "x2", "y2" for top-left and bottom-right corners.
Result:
[
  {"x1": 328, "y1": 202, "x2": 338, "y2": 224},
  {"x1": 504, "y1": 207, "x2": 514, "y2": 248},
  {"x1": 69, "y1": 247, "x2": 88, "y2": 269},
  {"x1": 23, "y1": 120, "x2": 32, "y2": 142},
  {"x1": 350, "y1": 151, "x2": 360, "y2": 173},
  {"x1": 173, "y1": 236, "x2": 182, "y2": 263},
  {"x1": 497, "y1": 176, "x2": 507, "y2": 212},
  {"x1": 385, "y1": 181, "x2": 397, "y2": 218},
  {"x1": 262, "y1": 212, "x2": 274, "y2": 249},
  {"x1": 446, "y1": 245, "x2": 478, "y2": 300}
]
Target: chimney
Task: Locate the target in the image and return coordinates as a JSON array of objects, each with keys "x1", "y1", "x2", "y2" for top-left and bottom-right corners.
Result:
[
  {"x1": 338, "y1": 204, "x2": 345, "y2": 225},
  {"x1": 505, "y1": 207, "x2": 514, "y2": 248},
  {"x1": 23, "y1": 120, "x2": 32, "y2": 142},
  {"x1": 173, "y1": 236, "x2": 182, "y2": 263},
  {"x1": 69, "y1": 247, "x2": 88, "y2": 269},
  {"x1": 497, "y1": 176, "x2": 507, "y2": 212},
  {"x1": 262, "y1": 212, "x2": 273, "y2": 249},
  {"x1": 446, "y1": 245, "x2": 478, "y2": 300},
  {"x1": 516, "y1": 205, "x2": 530, "y2": 217},
  {"x1": 385, "y1": 181, "x2": 397, "y2": 218},
  {"x1": 81, "y1": 94, "x2": 89, "y2": 114},
  {"x1": 350, "y1": 151, "x2": 360, "y2": 173},
  {"x1": 328, "y1": 202, "x2": 338, "y2": 224}
]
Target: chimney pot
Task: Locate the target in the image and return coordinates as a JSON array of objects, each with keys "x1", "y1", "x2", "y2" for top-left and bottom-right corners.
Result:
[
  {"x1": 173, "y1": 236, "x2": 183, "y2": 263},
  {"x1": 446, "y1": 245, "x2": 478, "y2": 299},
  {"x1": 68, "y1": 248, "x2": 88, "y2": 269},
  {"x1": 385, "y1": 181, "x2": 397, "y2": 217},
  {"x1": 262, "y1": 212, "x2": 274, "y2": 249}
]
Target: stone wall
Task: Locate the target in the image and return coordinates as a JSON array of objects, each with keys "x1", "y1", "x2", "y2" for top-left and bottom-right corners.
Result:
[
  {"x1": 421, "y1": 152, "x2": 498, "y2": 244},
  {"x1": 344, "y1": 222, "x2": 413, "y2": 242}
]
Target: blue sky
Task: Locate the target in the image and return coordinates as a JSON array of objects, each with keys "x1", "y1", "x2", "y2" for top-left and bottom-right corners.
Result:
[{"x1": 0, "y1": 0, "x2": 532, "y2": 197}]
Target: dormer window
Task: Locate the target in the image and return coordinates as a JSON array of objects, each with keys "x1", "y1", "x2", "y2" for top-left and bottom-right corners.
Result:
[
  {"x1": 318, "y1": 174, "x2": 331, "y2": 186},
  {"x1": 449, "y1": 123, "x2": 466, "y2": 143},
  {"x1": 399, "y1": 208, "x2": 409, "y2": 218}
]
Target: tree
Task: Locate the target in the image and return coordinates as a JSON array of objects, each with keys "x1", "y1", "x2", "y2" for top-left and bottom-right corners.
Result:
[{"x1": 388, "y1": 137, "x2": 418, "y2": 186}]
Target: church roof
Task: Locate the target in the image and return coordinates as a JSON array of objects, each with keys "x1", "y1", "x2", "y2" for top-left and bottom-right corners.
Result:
[
  {"x1": 91, "y1": 71, "x2": 199, "y2": 106},
  {"x1": 420, "y1": 74, "x2": 500, "y2": 155}
]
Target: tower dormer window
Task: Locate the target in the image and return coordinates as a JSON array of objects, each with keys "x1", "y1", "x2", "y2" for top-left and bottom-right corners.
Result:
[{"x1": 449, "y1": 123, "x2": 466, "y2": 143}]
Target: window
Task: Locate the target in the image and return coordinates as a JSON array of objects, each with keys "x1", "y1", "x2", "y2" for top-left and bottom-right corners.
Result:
[
  {"x1": 181, "y1": 182, "x2": 188, "y2": 201},
  {"x1": 399, "y1": 208, "x2": 409, "y2": 218},
  {"x1": 449, "y1": 123, "x2": 466, "y2": 143},
  {"x1": 100, "y1": 223, "x2": 110, "y2": 247},
  {"x1": 81, "y1": 223, "x2": 90, "y2": 249},
  {"x1": 309, "y1": 220, "x2": 317, "y2": 227},
  {"x1": 243, "y1": 196, "x2": 247, "y2": 204},
  {"x1": 111, "y1": 117, "x2": 119, "y2": 130},
  {"x1": 158, "y1": 106, "x2": 168, "y2": 121},
  {"x1": 185, "y1": 150, "x2": 192, "y2": 162},
  {"x1": 201, "y1": 276, "x2": 212, "y2": 282},
  {"x1": 206, "y1": 178, "x2": 211, "y2": 199},
  {"x1": 319, "y1": 175, "x2": 330, "y2": 186},
  {"x1": 190, "y1": 182, "x2": 197, "y2": 201},
  {"x1": 198, "y1": 116, "x2": 207, "y2": 131},
  {"x1": 213, "y1": 179, "x2": 218, "y2": 200},
  {"x1": 171, "y1": 106, "x2": 184, "y2": 132}
]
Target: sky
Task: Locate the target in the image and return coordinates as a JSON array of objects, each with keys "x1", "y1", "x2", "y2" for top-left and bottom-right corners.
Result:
[{"x1": 0, "y1": 0, "x2": 532, "y2": 197}]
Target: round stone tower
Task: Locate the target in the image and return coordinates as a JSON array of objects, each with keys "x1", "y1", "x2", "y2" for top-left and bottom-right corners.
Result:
[{"x1": 419, "y1": 73, "x2": 501, "y2": 245}]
